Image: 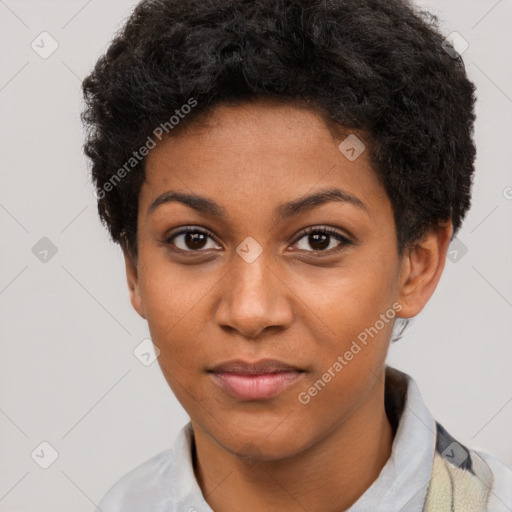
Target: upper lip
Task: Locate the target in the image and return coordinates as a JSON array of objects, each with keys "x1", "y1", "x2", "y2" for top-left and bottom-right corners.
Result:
[{"x1": 209, "y1": 359, "x2": 303, "y2": 375}]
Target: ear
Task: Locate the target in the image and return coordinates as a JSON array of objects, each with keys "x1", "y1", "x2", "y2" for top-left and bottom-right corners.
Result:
[
  {"x1": 123, "y1": 249, "x2": 146, "y2": 319},
  {"x1": 397, "y1": 222, "x2": 454, "y2": 318}
]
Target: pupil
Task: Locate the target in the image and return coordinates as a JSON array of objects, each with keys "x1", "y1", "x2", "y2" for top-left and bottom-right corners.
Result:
[
  {"x1": 186, "y1": 232, "x2": 207, "y2": 249},
  {"x1": 310, "y1": 233, "x2": 329, "y2": 250}
]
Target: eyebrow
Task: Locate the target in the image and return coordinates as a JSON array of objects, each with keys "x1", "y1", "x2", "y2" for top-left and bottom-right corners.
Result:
[{"x1": 147, "y1": 187, "x2": 369, "y2": 220}]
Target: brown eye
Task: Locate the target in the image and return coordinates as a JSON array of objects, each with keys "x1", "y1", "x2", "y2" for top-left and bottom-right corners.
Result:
[
  {"x1": 294, "y1": 227, "x2": 353, "y2": 253},
  {"x1": 165, "y1": 227, "x2": 221, "y2": 252}
]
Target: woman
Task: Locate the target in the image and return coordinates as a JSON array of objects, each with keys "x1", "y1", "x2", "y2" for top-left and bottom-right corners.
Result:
[{"x1": 82, "y1": 0, "x2": 512, "y2": 509}]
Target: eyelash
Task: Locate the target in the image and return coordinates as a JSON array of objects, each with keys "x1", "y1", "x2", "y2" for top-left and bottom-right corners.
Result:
[
  {"x1": 163, "y1": 225, "x2": 354, "y2": 256},
  {"x1": 294, "y1": 226, "x2": 354, "y2": 254}
]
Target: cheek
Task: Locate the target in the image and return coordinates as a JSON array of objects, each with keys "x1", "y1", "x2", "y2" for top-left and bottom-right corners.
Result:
[
  {"x1": 295, "y1": 252, "x2": 399, "y2": 343},
  {"x1": 137, "y1": 253, "x2": 214, "y2": 370},
  {"x1": 140, "y1": 266, "x2": 212, "y2": 412},
  {"x1": 138, "y1": 242, "x2": 215, "y2": 332},
  {"x1": 291, "y1": 272, "x2": 398, "y2": 437},
  {"x1": 291, "y1": 249, "x2": 400, "y2": 391}
]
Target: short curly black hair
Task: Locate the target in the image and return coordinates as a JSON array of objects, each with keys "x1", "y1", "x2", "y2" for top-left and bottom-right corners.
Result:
[{"x1": 81, "y1": 0, "x2": 476, "y2": 260}]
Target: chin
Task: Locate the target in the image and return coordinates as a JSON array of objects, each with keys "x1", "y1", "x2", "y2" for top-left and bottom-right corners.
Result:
[{"x1": 209, "y1": 413, "x2": 315, "y2": 462}]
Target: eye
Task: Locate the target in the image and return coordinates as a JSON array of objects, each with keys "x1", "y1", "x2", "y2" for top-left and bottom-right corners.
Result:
[
  {"x1": 164, "y1": 227, "x2": 221, "y2": 252},
  {"x1": 164, "y1": 225, "x2": 354, "y2": 255},
  {"x1": 292, "y1": 226, "x2": 353, "y2": 254}
]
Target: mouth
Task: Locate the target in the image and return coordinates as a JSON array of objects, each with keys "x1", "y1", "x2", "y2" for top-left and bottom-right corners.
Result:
[{"x1": 208, "y1": 359, "x2": 305, "y2": 401}]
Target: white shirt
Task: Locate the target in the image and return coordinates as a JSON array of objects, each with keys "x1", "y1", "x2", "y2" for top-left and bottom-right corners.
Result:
[{"x1": 94, "y1": 368, "x2": 512, "y2": 511}]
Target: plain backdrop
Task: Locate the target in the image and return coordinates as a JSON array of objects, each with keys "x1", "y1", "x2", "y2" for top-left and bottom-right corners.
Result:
[{"x1": 1, "y1": 0, "x2": 511, "y2": 510}]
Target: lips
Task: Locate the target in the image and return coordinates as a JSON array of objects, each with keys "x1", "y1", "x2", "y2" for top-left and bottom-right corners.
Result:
[
  {"x1": 210, "y1": 359, "x2": 302, "y2": 375},
  {"x1": 209, "y1": 359, "x2": 305, "y2": 401}
]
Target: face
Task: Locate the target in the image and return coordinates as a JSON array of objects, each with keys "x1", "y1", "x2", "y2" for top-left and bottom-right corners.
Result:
[{"x1": 125, "y1": 99, "x2": 434, "y2": 461}]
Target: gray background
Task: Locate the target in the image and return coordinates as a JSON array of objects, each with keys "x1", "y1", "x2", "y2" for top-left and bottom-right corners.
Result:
[{"x1": 1, "y1": 0, "x2": 511, "y2": 510}]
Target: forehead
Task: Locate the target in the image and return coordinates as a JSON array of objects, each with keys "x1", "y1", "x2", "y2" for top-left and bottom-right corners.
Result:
[{"x1": 141, "y1": 100, "x2": 389, "y2": 221}]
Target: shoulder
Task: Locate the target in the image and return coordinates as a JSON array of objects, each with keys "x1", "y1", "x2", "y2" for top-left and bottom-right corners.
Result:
[
  {"x1": 475, "y1": 449, "x2": 512, "y2": 511},
  {"x1": 425, "y1": 419, "x2": 512, "y2": 511},
  {"x1": 94, "y1": 449, "x2": 175, "y2": 512}
]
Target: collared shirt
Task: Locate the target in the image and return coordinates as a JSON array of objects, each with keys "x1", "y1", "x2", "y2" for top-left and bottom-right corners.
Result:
[{"x1": 94, "y1": 367, "x2": 512, "y2": 511}]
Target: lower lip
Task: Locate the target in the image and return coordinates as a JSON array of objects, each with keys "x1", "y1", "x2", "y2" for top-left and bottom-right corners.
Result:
[{"x1": 212, "y1": 371, "x2": 303, "y2": 400}]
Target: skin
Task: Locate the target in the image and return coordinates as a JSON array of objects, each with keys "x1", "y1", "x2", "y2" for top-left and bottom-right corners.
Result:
[{"x1": 124, "y1": 98, "x2": 453, "y2": 511}]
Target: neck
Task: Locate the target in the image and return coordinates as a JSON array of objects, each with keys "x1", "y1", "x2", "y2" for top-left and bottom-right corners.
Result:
[{"x1": 192, "y1": 369, "x2": 395, "y2": 512}]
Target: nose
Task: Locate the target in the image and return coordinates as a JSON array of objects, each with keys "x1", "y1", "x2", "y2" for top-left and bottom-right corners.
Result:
[{"x1": 214, "y1": 249, "x2": 293, "y2": 340}]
